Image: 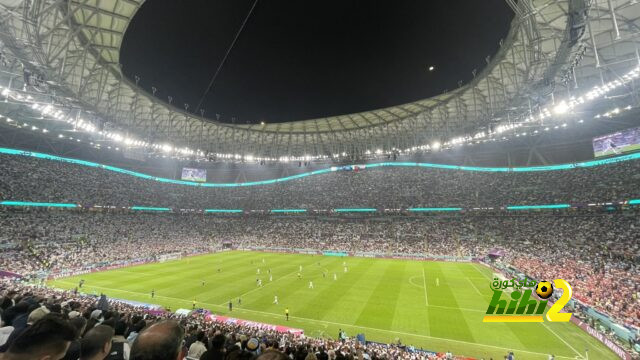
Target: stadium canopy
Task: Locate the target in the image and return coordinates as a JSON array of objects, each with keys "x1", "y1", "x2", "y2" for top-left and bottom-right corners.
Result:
[{"x1": 0, "y1": 0, "x2": 638, "y2": 158}]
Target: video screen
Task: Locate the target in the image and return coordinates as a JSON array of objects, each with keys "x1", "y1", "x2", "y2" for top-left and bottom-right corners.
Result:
[
  {"x1": 592, "y1": 126, "x2": 640, "y2": 157},
  {"x1": 181, "y1": 167, "x2": 207, "y2": 182}
]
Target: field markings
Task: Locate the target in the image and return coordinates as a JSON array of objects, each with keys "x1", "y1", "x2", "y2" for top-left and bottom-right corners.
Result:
[
  {"x1": 465, "y1": 277, "x2": 484, "y2": 297},
  {"x1": 542, "y1": 322, "x2": 585, "y2": 359},
  {"x1": 53, "y1": 281, "x2": 580, "y2": 359},
  {"x1": 472, "y1": 264, "x2": 493, "y2": 281},
  {"x1": 472, "y1": 264, "x2": 595, "y2": 359},
  {"x1": 421, "y1": 267, "x2": 429, "y2": 306}
]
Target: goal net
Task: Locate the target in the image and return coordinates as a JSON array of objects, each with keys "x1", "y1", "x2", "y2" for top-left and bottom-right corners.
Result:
[{"x1": 157, "y1": 252, "x2": 182, "y2": 263}]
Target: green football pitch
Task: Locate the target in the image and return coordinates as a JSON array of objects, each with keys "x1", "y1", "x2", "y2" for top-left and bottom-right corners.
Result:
[{"x1": 48, "y1": 251, "x2": 617, "y2": 359}]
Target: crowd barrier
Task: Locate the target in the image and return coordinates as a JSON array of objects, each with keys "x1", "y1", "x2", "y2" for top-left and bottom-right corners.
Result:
[{"x1": 205, "y1": 314, "x2": 304, "y2": 335}]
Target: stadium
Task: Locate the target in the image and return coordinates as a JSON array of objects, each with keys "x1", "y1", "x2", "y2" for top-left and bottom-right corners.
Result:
[{"x1": 0, "y1": 0, "x2": 639, "y2": 360}]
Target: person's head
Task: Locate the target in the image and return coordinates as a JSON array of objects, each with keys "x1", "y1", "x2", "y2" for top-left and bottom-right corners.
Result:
[
  {"x1": 245, "y1": 338, "x2": 259, "y2": 353},
  {"x1": 80, "y1": 325, "x2": 114, "y2": 360},
  {"x1": 27, "y1": 306, "x2": 50, "y2": 324},
  {"x1": 130, "y1": 320, "x2": 185, "y2": 360},
  {"x1": 131, "y1": 320, "x2": 146, "y2": 333},
  {"x1": 196, "y1": 330, "x2": 205, "y2": 343},
  {"x1": 4, "y1": 314, "x2": 77, "y2": 360},
  {"x1": 69, "y1": 317, "x2": 88, "y2": 338},
  {"x1": 210, "y1": 334, "x2": 226, "y2": 351},
  {"x1": 101, "y1": 317, "x2": 115, "y2": 329},
  {"x1": 114, "y1": 320, "x2": 127, "y2": 337},
  {"x1": 256, "y1": 350, "x2": 290, "y2": 360}
]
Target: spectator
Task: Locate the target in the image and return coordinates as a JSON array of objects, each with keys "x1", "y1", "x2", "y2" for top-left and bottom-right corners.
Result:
[
  {"x1": 130, "y1": 321, "x2": 184, "y2": 360},
  {"x1": 186, "y1": 331, "x2": 206, "y2": 359},
  {"x1": 200, "y1": 334, "x2": 225, "y2": 360},
  {"x1": 1, "y1": 314, "x2": 77, "y2": 360},
  {"x1": 108, "y1": 320, "x2": 130, "y2": 360},
  {"x1": 80, "y1": 325, "x2": 114, "y2": 360},
  {"x1": 62, "y1": 317, "x2": 87, "y2": 360}
]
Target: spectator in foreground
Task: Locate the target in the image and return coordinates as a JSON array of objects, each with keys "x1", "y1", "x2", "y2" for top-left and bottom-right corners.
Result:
[
  {"x1": 62, "y1": 317, "x2": 87, "y2": 360},
  {"x1": 0, "y1": 305, "x2": 51, "y2": 353},
  {"x1": 110, "y1": 320, "x2": 130, "y2": 360},
  {"x1": 80, "y1": 325, "x2": 114, "y2": 360},
  {"x1": 0, "y1": 314, "x2": 77, "y2": 360},
  {"x1": 187, "y1": 331, "x2": 207, "y2": 359},
  {"x1": 200, "y1": 333, "x2": 226, "y2": 360},
  {"x1": 256, "y1": 350, "x2": 289, "y2": 360},
  {"x1": 130, "y1": 321, "x2": 184, "y2": 360}
]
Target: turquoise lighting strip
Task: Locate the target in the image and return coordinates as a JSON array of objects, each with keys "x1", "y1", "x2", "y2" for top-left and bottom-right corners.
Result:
[
  {"x1": 408, "y1": 207, "x2": 462, "y2": 212},
  {"x1": 506, "y1": 204, "x2": 571, "y2": 210},
  {"x1": 130, "y1": 206, "x2": 171, "y2": 212},
  {"x1": 0, "y1": 201, "x2": 77, "y2": 208},
  {"x1": 1, "y1": 147, "x2": 639, "y2": 188},
  {"x1": 1, "y1": 200, "x2": 637, "y2": 211},
  {"x1": 334, "y1": 208, "x2": 377, "y2": 213}
]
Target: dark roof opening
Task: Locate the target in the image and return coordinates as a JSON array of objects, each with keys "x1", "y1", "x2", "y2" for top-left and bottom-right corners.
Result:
[{"x1": 121, "y1": 0, "x2": 513, "y2": 124}]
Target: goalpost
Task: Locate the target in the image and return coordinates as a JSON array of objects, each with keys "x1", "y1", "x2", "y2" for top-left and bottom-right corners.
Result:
[{"x1": 157, "y1": 252, "x2": 182, "y2": 263}]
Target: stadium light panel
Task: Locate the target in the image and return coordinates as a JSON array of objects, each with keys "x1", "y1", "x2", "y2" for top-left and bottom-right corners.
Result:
[
  {"x1": 334, "y1": 208, "x2": 377, "y2": 213},
  {"x1": 506, "y1": 204, "x2": 571, "y2": 210},
  {"x1": 553, "y1": 101, "x2": 569, "y2": 114},
  {"x1": 130, "y1": 206, "x2": 171, "y2": 212},
  {"x1": 407, "y1": 207, "x2": 462, "y2": 212},
  {"x1": 0, "y1": 201, "x2": 77, "y2": 208},
  {"x1": 629, "y1": 199, "x2": 640, "y2": 205}
]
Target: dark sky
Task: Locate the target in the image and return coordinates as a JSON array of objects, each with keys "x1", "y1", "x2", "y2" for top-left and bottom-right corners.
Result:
[{"x1": 121, "y1": 0, "x2": 513, "y2": 124}]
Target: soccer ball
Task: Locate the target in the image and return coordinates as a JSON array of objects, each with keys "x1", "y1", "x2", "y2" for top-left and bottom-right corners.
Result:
[{"x1": 535, "y1": 281, "x2": 554, "y2": 299}]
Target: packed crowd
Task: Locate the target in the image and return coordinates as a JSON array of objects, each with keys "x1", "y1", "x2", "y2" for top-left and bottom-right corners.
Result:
[
  {"x1": 0, "y1": 210, "x2": 638, "y2": 329},
  {"x1": 0, "y1": 281, "x2": 459, "y2": 360},
  {"x1": 0, "y1": 211, "x2": 215, "y2": 277},
  {"x1": 0, "y1": 153, "x2": 639, "y2": 209},
  {"x1": 0, "y1": 152, "x2": 638, "y2": 358}
]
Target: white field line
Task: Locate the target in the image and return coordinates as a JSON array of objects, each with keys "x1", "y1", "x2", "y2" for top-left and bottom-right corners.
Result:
[
  {"x1": 466, "y1": 277, "x2": 484, "y2": 297},
  {"x1": 53, "y1": 281, "x2": 577, "y2": 359},
  {"x1": 472, "y1": 263, "x2": 493, "y2": 281},
  {"x1": 421, "y1": 267, "x2": 429, "y2": 306},
  {"x1": 474, "y1": 263, "x2": 593, "y2": 359},
  {"x1": 542, "y1": 322, "x2": 585, "y2": 359}
]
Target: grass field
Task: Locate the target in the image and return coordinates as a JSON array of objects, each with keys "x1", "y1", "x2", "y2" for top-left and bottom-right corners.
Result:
[
  {"x1": 594, "y1": 143, "x2": 640, "y2": 157},
  {"x1": 48, "y1": 251, "x2": 618, "y2": 359}
]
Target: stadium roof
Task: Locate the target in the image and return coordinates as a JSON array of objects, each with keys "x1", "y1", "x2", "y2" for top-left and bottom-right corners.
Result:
[{"x1": 0, "y1": 0, "x2": 638, "y2": 158}]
